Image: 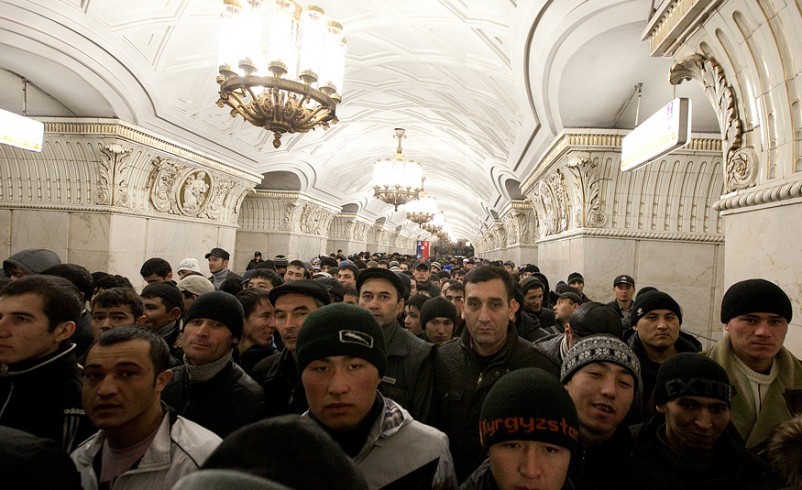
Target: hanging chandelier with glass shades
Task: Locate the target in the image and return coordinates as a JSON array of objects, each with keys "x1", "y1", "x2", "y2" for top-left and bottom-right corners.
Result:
[
  {"x1": 216, "y1": 0, "x2": 347, "y2": 149},
  {"x1": 405, "y1": 194, "x2": 437, "y2": 225},
  {"x1": 372, "y1": 128, "x2": 424, "y2": 211},
  {"x1": 421, "y1": 211, "x2": 444, "y2": 234}
]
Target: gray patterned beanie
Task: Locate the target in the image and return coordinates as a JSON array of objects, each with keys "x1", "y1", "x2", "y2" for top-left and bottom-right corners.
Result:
[{"x1": 560, "y1": 334, "x2": 642, "y2": 392}]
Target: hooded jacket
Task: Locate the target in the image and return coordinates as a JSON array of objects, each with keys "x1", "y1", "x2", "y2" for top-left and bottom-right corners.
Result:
[
  {"x1": 2, "y1": 248, "x2": 61, "y2": 275},
  {"x1": 434, "y1": 324, "x2": 560, "y2": 482},
  {"x1": 71, "y1": 410, "x2": 221, "y2": 490}
]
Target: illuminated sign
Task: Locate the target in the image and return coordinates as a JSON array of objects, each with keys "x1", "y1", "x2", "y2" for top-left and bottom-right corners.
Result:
[
  {"x1": 0, "y1": 108, "x2": 44, "y2": 152},
  {"x1": 621, "y1": 98, "x2": 691, "y2": 172}
]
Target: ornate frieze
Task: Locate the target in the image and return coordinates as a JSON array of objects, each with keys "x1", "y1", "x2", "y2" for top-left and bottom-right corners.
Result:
[{"x1": 238, "y1": 191, "x2": 338, "y2": 236}]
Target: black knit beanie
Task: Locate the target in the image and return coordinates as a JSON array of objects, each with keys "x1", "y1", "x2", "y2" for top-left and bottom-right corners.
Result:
[
  {"x1": 569, "y1": 301, "x2": 624, "y2": 339},
  {"x1": 420, "y1": 296, "x2": 457, "y2": 328},
  {"x1": 720, "y1": 278, "x2": 792, "y2": 323},
  {"x1": 296, "y1": 303, "x2": 386, "y2": 377},
  {"x1": 631, "y1": 291, "x2": 683, "y2": 326},
  {"x1": 184, "y1": 291, "x2": 244, "y2": 339},
  {"x1": 654, "y1": 353, "x2": 733, "y2": 406},
  {"x1": 480, "y1": 368, "x2": 580, "y2": 455}
]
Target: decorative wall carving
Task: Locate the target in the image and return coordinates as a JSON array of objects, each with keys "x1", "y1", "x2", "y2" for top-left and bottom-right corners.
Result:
[
  {"x1": 669, "y1": 54, "x2": 757, "y2": 192},
  {"x1": 98, "y1": 143, "x2": 133, "y2": 207},
  {"x1": 238, "y1": 191, "x2": 338, "y2": 236},
  {"x1": 566, "y1": 157, "x2": 606, "y2": 227}
]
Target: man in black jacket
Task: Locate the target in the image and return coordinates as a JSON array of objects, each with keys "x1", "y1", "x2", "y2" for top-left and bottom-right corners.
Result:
[
  {"x1": 433, "y1": 266, "x2": 560, "y2": 482},
  {"x1": 161, "y1": 291, "x2": 264, "y2": 437},
  {"x1": 0, "y1": 275, "x2": 93, "y2": 451}
]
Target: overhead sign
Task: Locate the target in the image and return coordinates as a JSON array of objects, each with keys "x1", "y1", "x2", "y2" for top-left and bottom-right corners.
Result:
[
  {"x1": 0, "y1": 108, "x2": 44, "y2": 152},
  {"x1": 620, "y1": 97, "x2": 691, "y2": 172}
]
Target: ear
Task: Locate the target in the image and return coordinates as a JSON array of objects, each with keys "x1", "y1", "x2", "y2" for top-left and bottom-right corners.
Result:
[
  {"x1": 53, "y1": 321, "x2": 76, "y2": 343},
  {"x1": 723, "y1": 322, "x2": 730, "y2": 333},
  {"x1": 167, "y1": 307, "x2": 182, "y2": 322},
  {"x1": 508, "y1": 298, "x2": 519, "y2": 321},
  {"x1": 155, "y1": 369, "x2": 173, "y2": 392},
  {"x1": 656, "y1": 404, "x2": 665, "y2": 414},
  {"x1": 165, "y1": 272, "x2": 173, "y2": 281},
  {"x1": 565, "y1": 325, "x2": 573, "y2": 346},
  {"x1": 137, "y1": 315, "x2": 148, "y2": 326}
]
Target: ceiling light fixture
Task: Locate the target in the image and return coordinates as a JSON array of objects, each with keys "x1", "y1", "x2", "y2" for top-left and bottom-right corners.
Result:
[
  {"x1": 405, "y1": 194, "x2": 437, "y2": 225},
  {"x1": 216, "y1": 0, "x2": 346, "y2": 148},
  {"x1": 372, "y1": 128, "x2": 424, "y2": 211}
]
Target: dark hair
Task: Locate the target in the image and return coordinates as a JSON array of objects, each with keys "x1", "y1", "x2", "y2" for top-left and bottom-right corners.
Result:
[
  {"x1": 220, "y1": 276, "x2": 244, "y2": 295},
  {"x1": 288, "y1": 260, "x2": 307, "y2": 271},
  {"x1": 407, "y1": 294, "x2": 429, "y2": 311},
  {"x1": 1, "y1": 275, "x2": 82, "y2": 330},
  {"x1": 254, "y1": 260, "x2": 276, "y2": 271},
  {"x1": 451, "y1": 268, "x2": 466, "y2": 277},
  {"x1": 91, "y1": 325, "x2": 170, "y2": 375},
  {"x1": 338, "y1": 263, "x2": 359, "y2": 279},
  {"x1": 377, "y1": 259, "x2": 389, "y2": 267},
  {"x1": 139, "y1": 257, "x2": 172, "y2": 279},
  {"x1": 464, "y1": 266, "x2": 516, "y2": 301},
  {"x1": 341, "y1": 285, "x2": 357, "y2": 297},
  {"x1": 250, "y1": 268, "x2": 284, "y2": 287},
  {"x1": 140, "y1": 282, "x2": 184, "y2": 315},
  {"x1": 443, "y1": 280, "x2": 463, "y2": 294},
  {"x1": 94, "y1": 274, "x2": 134, "y2": 292},
  {"x1": 42, "y1": 263, "x2": 93, "y2": 300},
  {"x1": 91, "y1": 287, "x2": 145, "y2": 318},
  {"x1": 236, "y1": 288, "x2": 272, "y2": 317}
]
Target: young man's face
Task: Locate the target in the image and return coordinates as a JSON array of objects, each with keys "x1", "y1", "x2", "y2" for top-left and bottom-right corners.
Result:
[
  {"x1": 284, "y1": 265, "x2": 306, "y2": 282},
  {"x1": 568, "y1": 280, "x2": 584, "y2": 292},
  {"x1": 659, "y1": 396, "x2": 729, "y2": 455},
  {"x1": 302, "y1": 355, "x2": 381, "y2": 432},
  {"x1": 208, "y1": 256, "x2": 228, "y2": 274},
  {"x1": 613, "y1": 283, "x2": 634, "y2": 303},
  {"x1": 463, "y1": 279, "x2": 517, "y2": 356},
  {"x1": 424, "y1": 317, "x2": 454, "y2": 345},
  {"x1": 634, "y1": 309, "x2": 680, "y2": 352},
  {"x1": 399, "y1": 263, "x2": 410, "y2": 272},
  {"x1": 444, "y1": 289, "x2": 464, "y2": 318},
  {"x1": 413, "y1": 266, "x2": 430, "y2": 284},
  {"x1": 274, "y1": 294, "x2": 320, "y2": 354},
  {"x1": 523, "y1": 287, "x2": 544, "y2": 313},
  {"x1": 337, "y1": 269, "x2": 356, "y2": 288},
  {"x1": 141, "y1": 297, "x2": 180, "y2": 331},
  {"x1": 489, "y1": 440, "x2": 571, "y2": 490},
  {"x1": 724, "y1": 312, "x2": 787, "y2": 369},
  {"x1": 82, "y1": 339, "x2": 171, "y2": 432},
  {"x1": 0, "y1": 293, "x2": 74, "y2": 365},
  {"x1": 91, "y1": 304, "x2": 138, "y2": 338},
  {"x1": 182, "y1": 318, "x2": 236, "y2": 365},
  {"x1": 142, "y1": 273, "x2": 171, "y2": 285},
  {"x1": 404, "y1": 305, "x2": 422, "y2": 334},
  {"x1": 248, "y1": 277, "x2": 275, "y2": 291},
  {"x1": 243, "y1": 299, "x2": 276, "y2": 348},
  {"x1": 553, "y1": 297, "x2": 578, "y2": 323},
  {"x1": 358, "y1": 278, "x2": 403, "y2": 329},
  {"x1": 565, "y1": 362, "x2": 635, "y2": 443}
]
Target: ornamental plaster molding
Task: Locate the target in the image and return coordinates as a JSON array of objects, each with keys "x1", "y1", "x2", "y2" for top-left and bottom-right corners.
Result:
[
  {"x1": 713, "y1": 180, "x2": 802, "y2": 212},
  {"x1": 536, "y1": 227, "x2": 724, "y2": 244},
  {"x1": 669, "y1": 54, "x2": 756, "y2": 193},
  {"x1": 565, "y1": 157, "x2": 606, "y2": 228},
  {"x1": 642, "y1": 0, "x2": 722, "y2": 56},
  {"x1": 238, "y1": 191, "x2": 337, "y2": 235}
]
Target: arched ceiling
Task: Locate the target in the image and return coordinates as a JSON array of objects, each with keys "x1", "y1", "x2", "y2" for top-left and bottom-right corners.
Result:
[{"x1": 0, "y1": 0, "x2": 718, "y2": 242}]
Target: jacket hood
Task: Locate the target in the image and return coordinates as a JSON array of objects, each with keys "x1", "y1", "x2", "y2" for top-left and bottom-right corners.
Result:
[{"x1": 3, "y1": 248, "x2": 61, "y2": 275}]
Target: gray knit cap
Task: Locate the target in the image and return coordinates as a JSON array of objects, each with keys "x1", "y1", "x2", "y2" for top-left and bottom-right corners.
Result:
[{"x1": 561, "y1": 335, "x2": 642, "y2": 392}]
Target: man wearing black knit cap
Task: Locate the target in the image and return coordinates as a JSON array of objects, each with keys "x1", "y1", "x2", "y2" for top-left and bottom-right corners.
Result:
[
  {"x1": 161, "y1": 291, "x2": 264, "y2": 437},
  {"x1": 627, "y1": 290, "x2": 700, "y2": 418},
  {"x1": 356, "y1": 267, "x2": 435, "y2": 424},
  {"x1": 297, "y1": 303, "x2": 457, "y2": 489},
  {"x1": 419, "y1": 296, "x2": 456, "y2": 345},
  {"x1": 707, "y1": 278, "x2": 802, "y2": 450},
  {"x1": 634, "y1": 353, "x2": 781, "y2": 488},
  {"x1": 462, "y1": 368, "x2": 581, "y2": 490}
]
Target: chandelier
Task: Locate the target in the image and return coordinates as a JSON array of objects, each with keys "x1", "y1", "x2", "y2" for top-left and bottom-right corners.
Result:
[
  {"x1": 405, "y1": 195, "x2": 437, "y2": 225},
  {"x1": 216, "y1": 0, "x2": 346, "y2": 149},
  {"x1": 372, "y1": 128, "x2": 424, "y2": 211},
  {"x1": 421, "y1": 211, "x2": 444, "y2": 234}
]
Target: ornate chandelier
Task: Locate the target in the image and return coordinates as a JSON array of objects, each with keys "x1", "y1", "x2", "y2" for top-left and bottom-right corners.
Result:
[
  {"x1": 216, "y1": 0, "x2": 346, "y2": 149},
  {"x1": 372, "y1": 128, "x2": 424, "y2": 211},
  {"x1": 405, "y1": 195, "x2": 437, "y2": 225},
  {"x1": 421, "y1": 211, "x2": 444, "y2": 234}
]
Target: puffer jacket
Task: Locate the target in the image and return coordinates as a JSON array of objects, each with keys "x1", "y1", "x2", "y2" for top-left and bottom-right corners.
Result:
[
  {"x1": 2, "y1": 248, "x2": 61, "y2": 274},
  {"x1": 71, "y1": 410, "x2": 221, "y2": 490},
  {"x1": 434, "y1": 325, "x2": 560, "y2": 482}
]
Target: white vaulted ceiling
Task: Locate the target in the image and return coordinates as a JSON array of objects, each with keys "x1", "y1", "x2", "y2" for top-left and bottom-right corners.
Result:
[{"x1": 0, "y1": 0, "x2": 718, "y2": 242}]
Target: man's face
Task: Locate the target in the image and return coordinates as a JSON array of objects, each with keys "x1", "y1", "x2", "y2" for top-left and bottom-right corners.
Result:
[
  {"x1": 465, "y1": 262, "x2": 475, "y2": 271},
  {"x1": 488, "y1": 441, "x2": 571, "y2": 490},
  {"x1": 523, "y1": 287, "x2": 544, "y2": 313},
  {"x1": 553, "y1": 297, "x2": 578, "y2": 323},
  {"x1": 243, "y1": 300, "x2": 276, "y2": 348},
  {"x1": 569, "y1": 280, "x2": 584, "y2": 292},
  {"x1": 424, "y1": 317, "x2": 454, "y2": 345},
  {"x1": 82, "y1": 339, "x2": 171, "y2": 431},
  {"x1": 343, "y1": 293, "x2": 358, "y2": 305},
  {"x1": 399, "y1": 263, "x2": 410, "y2": 272},
  {"x1": 404, "y1": 305, "x2": 421, "y2": 334},
  {"x1": 337, "y1": 269, "x2": 356, "y2": 288},
  {"x1": 504, "y1": 265, "x2": 514, "y2": 274},
  {"x1": 141, "y1": 297, "x2": 180, "y2": 331},
  {"x1": 414, "y1": 266, "x2": 430, "y2": 284},
  {"x1": 565, "y1": 362, "x2": 635, "y2": 443},
  {"x1": 91, "y1": 304, "x2": 137, "y2": 338},
  {"x1": 444, "y1": 289, "x2": 464, "y2": 318},
  {"x1": 208, "y1": 256, "x2": 228, "y2": 274},
  {"x1": 463, "y1": 279, "x2": 517, "y2": 355},
  {"x1": 453, "y1": 272, "x2": 465, "y2": 283},
  {"x1": 284, "y1": 265, "x2": 306, "y2": 282},
  {"x1": 409, "y1": 280, "x2": 418, "y2": 296},
  {"x1": 0, "y1": 293, "x2": 73, "y2": 365},
  {"x1": 659, "y1": 396, "x2": 730, "y2": 455},
  {"x1": 142, "y1": 273, "x2": 170, "y2": 285},
  {"x1": 358, "y1": 278, "x2": 403, "y2": 329},
  {"x1": 274, "y1": 294, "x2": 320, "y2": 354},
  {"x1": 248, "y1": 277, "x2": 274, "y2": 291},
  {"x1": 182, "y1": 318, "x2": 236, "y2": 365},
  {"x1": 724, "y1": 312, "x2": 788, "y2": 368},
  {"x1": 4, "y1": 265, "x2": 27, "y2": 281},
  {"x1": 302, "y1": 355, "x2": 381, "y2": 432},
  {"x1": 634, "y1": 309, "x2": 680, "y2": 351},
  {"x1": 613, "y1": 283, "x2": 634, "y2": 303}
]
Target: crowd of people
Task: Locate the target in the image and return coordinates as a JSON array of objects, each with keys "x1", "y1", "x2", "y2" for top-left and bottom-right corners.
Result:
[{"x1": 0, "y1": 246, "x2": 800, "y2": 489}]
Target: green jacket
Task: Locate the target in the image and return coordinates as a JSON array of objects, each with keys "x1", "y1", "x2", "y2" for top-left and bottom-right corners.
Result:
[{"x1": 707, "y1": 334, "x2": 802, "y2": 449}]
